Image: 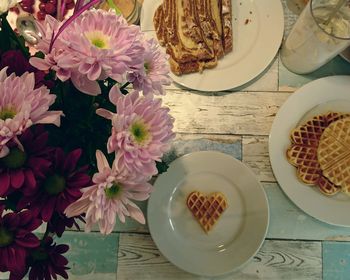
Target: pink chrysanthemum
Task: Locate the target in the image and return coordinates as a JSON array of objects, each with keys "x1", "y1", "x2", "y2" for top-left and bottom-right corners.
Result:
[
  {"x1": 30, "y1": 10, "x2": 144, "y2": 95},
  {"x1": 0, "y1": 67, "x2": 63, "y2": 158},
  {"x1": 97, "y1": 87, "x2": 175, "y2": 178},
  {"x1": 65, "y1": 150, "x2": 153, "y2": 235},
  {"x1": 127, "y1": 38, "x2": 171, "y2": 97}
]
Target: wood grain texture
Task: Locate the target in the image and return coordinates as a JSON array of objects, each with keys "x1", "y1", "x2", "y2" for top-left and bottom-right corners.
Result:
[
  {"x1": 243, "y1": 136, "x2": 275, "y2": 183},
  {"x1": 161, "y1": 90, "x2": 290, "y2": 136},
  {"x1": 164, "y1": 134, "x2": 242, "y2": 163},
  {"x1": 117, "y1": 233, "x2": 321, "y2": 280}
]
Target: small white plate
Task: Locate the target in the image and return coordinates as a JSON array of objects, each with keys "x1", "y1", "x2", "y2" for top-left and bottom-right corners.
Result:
[
  {"x1": 147, "y1": 151, "x2": 269, "y2": 276},
  {"x1": 269, "y1": 76, "x2": 350, "y2": 227},
  {"x1": 140, "y1": 0, "x2": 284, "y2": 92}
]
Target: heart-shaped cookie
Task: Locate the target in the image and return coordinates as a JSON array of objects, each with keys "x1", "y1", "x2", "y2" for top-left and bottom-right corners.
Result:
[{"x1": 186, "y1": 191, "x2": 228, "y2": 233}]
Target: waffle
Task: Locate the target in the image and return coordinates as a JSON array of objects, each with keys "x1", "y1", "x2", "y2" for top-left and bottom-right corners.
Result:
[
  {"x1": 186, "y1": 191, "x2": 228, "y2": 233},
  {"x1": 318, "y1": 117, "x2": 350, "y2": 194},
  {"x1": 286, "y1": 112, "x2": 349, "y2": 195}
]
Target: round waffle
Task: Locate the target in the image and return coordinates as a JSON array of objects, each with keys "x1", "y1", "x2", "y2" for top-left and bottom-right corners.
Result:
[
  {"x1": 286, "y1": 112, "x2": 349, "y2": 196},
  {"x1": 186, "y1": 191, "x2": 228, "y2": 233},
  {"x1": 318, "y1": 117, "x2": 350, "y2": 194}
]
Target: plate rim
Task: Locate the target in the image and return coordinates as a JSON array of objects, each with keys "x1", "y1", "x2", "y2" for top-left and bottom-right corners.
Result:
[
  {"x1": 269, "y1": 75, "x2": 350, "y2": 227},
  {"x1": 147, "y1": 150, "x2": 269, "y2": 276},
  {"x1": 140, "y1": 0, "x2": 284, "y2": 92}
]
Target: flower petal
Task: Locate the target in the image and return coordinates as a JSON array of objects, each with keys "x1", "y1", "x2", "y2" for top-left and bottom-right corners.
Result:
[
  {"x1": 0, "y1": 172, "x2": 10, "y2": 196},
  {"x1": 10, "y1": 170, "x2": 25, "y2": 189}
]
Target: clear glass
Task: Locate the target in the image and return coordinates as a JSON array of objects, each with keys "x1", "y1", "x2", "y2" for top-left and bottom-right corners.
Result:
[
  {"x1": 280, "y1": 0, "x2": 350, "y2": 74},
  {"x1": 286, "y1": 0, "x2": 309, "y2": 15},
  {"x1": 99, "y1": 0, "x2": 141, "y2": 25}
]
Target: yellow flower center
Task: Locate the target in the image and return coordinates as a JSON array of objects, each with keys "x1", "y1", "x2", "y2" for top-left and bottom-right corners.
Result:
[
  {"x1": 85, "y1": 31, "x2": 110, "y2": 49},
  {"x1": 130, "y1": 120, "x2": 150, "y2": 145},
  {"x1": 0, "y1": 227, "x2": 13, "y2": 248},
  {"x1": 144, "y1": 62, "x2": 151, "y2": 74},
  {"x1": 105, "y1": 183, "x2": 122, "y2": 199},
  {"x1": 0, "y1": 107, "x2": 16, "y2": 120}
]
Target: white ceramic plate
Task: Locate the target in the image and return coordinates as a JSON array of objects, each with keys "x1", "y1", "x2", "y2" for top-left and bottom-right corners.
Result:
[
  {"x1": 147, "y1": 151, "x2": 269, "y2": 276},
  {"x1": 140, "y1": 0, "x2": 284, "y2": 92},
  {"x1": 269, "y1": 76, "x2": 350, "y2": 227}
]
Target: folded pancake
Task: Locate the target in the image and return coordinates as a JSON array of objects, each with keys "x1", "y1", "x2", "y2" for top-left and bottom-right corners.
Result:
[
  {"x1": 221, "y1": 0, "x2": 233, "y2": 54},
  {"x1": 153, "y1": 0, "x2": 233, "y2": 75}
]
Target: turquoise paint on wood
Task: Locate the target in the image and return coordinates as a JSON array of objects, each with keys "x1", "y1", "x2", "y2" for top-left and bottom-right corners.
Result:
[
  {"x1": 163, "y1": 138, "x2": 242, "y2": 164},
  {"x1": 56, "y1": 232, "x2": 119, "y2": 276},
  {"x1": 323, "y1": 241, "x2": 350, "y2": 280},
  {"x1": 265, "y1": 184, "x2": 350, "y2": 240},
  {"x1": 279, "y1": 56, "x2": 350, "y2": 89}
]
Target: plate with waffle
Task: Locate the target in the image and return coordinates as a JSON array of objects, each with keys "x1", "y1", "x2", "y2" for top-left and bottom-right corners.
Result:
[
  {"x1": 147, "y1": 151, "x2": 269, "y2": 276},
  {"x1": 269, "y1": 76, "x2": 350, "y2": 227},
  {"x1": 140, "y1": 0, "x2": 284, "y2": 91}
]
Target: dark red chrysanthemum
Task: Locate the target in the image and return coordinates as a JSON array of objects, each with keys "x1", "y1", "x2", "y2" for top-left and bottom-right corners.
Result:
[
  {"x1": 0, "y1": 206, "x2": 41, "y2": 276},
  {"x1": 28, "y1": 237, "x2": 70, "y2": 280},
  {"x1": 0, "y1": 126, "x2": 52, "y2": 197},
  {"x1": 18, "y1": 148, "x2": 91, "y2": 222},
  {"x1": 0, "y1": 50, "x2": 54, "y2": 89},
  {"x1": 47, "y1": 212, "x2": 84, "y2": 237}
]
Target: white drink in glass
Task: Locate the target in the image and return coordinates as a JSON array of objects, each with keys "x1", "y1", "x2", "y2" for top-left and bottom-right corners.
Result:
[{"x1": 281, "y1": 0, "x2": 350, "y2": 74}]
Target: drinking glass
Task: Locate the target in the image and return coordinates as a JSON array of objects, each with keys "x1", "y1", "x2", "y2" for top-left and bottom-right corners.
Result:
[
  {"x1": 280, "y1": 0, "x2": 350, "y2": 74},
  {"x1": 99, "y1": 0, "x2": 141, "y2": 25}
]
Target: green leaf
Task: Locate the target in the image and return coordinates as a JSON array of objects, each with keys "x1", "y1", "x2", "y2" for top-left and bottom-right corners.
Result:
[{"x1": 156, "y1": 160, "x2": 169, "y2": 174}]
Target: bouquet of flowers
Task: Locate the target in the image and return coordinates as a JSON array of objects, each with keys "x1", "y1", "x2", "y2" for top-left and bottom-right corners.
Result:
[{"x1": 0, "y1": 0, "x2": 174, "y2": 279}]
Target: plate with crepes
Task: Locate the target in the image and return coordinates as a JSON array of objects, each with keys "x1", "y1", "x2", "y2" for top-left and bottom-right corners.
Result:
[
  {"x1": 147, "y1": 151, "x2": 269, "y2": 276},
  {"x1": 269, "y1": 76, "x2": 350, "y2": 227},
  {"x1": 140, "y1": 0, "x2": 284, "y2": 92}
]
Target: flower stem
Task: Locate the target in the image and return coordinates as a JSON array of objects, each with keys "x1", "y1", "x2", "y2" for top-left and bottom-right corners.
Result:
[
  {"x1": 42, "y1": 224, "x2": 51, "y2": 242},
  {"x1": 120, "y1": 82, "x2": 130, "y2": 90},
  {"x1": 107, "y1": 0, "x2": 122, "y2": 15}
]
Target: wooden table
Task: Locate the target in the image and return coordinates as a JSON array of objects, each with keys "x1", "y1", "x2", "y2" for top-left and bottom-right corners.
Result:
[{"x1": 2, "y1": 1, "x2": 349, "y2": 280}]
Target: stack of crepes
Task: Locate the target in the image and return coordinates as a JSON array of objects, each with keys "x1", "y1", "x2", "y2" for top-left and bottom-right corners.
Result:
[
  {"x1": 153, "y1": 0, "x2": 233, "y2": 75},
  {"x1": 287, "y1": 112, "x2": 350, "y2": 196}
]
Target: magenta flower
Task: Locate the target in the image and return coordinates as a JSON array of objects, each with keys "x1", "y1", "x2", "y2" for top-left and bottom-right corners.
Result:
[
  {"x1": 128, "y1": 38, "x2": 171, "y2": 97},
  {"x1": 65, "y1": 150, "x2": 153, "y2": 235},
  {"x1": 30, "y1": 10, "x2": 144, "y2": 95},
  {"x1": 47, "y1": 212, "x2": 83, "y2": 237},
  {"x1": 28, "y1": 237, "x2": 69, "y2": 280},
  {"x1": 17, "y1": 148, "x2": 91, "y2": 222},
  {"x1": 97, "y1": 88, "x2": 175, "y2": 178},
  {"x1": 0, "y1": 50, "x2": 54, "y2": 89},
  {"x1": 0, "y1": 67, "x2": 63, "y2": 158},
  {"x1": 0, "y1": 206, "x2": 41, "y2": 276},
  {"x1": 0, "y1": 126, "x2": 52, "y2": 197}
]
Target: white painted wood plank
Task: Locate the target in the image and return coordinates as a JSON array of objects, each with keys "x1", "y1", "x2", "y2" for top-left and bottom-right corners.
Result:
[
  {"x1": 242, "y1": 136, "x2": 276, "y2": 182},
  {"x1": 162, "y1": 91, "x2": 290, "y2": 135},
  {"x1": 117, "y1": 233, "x2": 321, "y2": 280}
]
